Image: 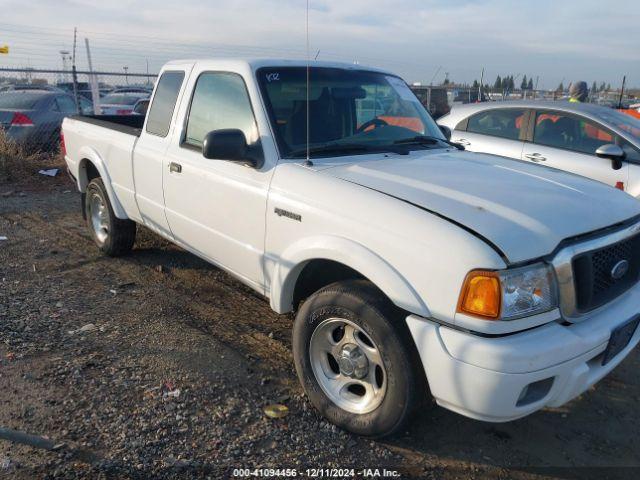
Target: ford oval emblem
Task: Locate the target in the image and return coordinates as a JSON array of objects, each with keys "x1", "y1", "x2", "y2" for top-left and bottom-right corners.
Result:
[{"x1": 611, "y1": 260, "x2": 630, "y2": 280}]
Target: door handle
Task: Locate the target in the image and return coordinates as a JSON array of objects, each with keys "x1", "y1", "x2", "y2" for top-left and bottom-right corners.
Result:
[
  {"x1": 524, "y1": 153, "x2": 546, "y2": 162},
  {"x1": 456, "y1": 138, "x2": 471, "y2": 146},
  {"x1": 169, "y1": 162, "x2": 182, "y2": 173}
]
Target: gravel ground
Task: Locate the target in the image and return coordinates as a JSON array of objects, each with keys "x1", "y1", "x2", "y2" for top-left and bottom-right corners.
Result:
[{"x1": 1, "y1": 173, "x2": 640, "y2": 479}]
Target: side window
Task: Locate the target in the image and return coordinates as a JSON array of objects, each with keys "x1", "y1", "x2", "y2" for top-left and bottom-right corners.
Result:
[
  {"x1": 55, "y1": 96, "x2": 77, "y2": 114},
  {"x1": 185, "y1": 72, "x2": 258, "y2": 148},
  {"x1": 533, "y1": 111, "x2": 614, "y2": 154},
  {"x1": 466, "y1": 109, "x2": 526, "y2": 140},
  {"x1": 146, "y1": 71, "x2": 185, "y2": 137}
]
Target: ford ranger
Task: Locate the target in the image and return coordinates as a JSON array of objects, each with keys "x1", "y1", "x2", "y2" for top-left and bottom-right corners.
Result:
[{"x1": 62, "y1": 59, "x2": 640, "y2": 437}]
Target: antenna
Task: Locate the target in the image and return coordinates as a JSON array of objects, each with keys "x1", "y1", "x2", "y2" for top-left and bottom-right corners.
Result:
[
  {"x1": 305, "y1": 0, "x2": 310, "y2": 163},
  {"x1": 618, "y1": 75, "x2": 626, "y2": 109}
]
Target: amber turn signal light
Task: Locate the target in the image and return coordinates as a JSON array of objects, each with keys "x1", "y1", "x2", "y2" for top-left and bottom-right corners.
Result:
[{"x1": 457, "y1": 270, "x2": 501, "y2": 319}]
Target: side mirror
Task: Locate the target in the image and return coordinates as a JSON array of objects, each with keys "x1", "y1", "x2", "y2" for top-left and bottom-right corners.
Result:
[
  {"x1": 595, "y1": 143, "x2": 626, "y2": 171},
  {"x1": 438, "y1": 124, "x2": 452, "y2": 140},
  {"x1": 203, "y1": 129, "x2": 252, "y2": 163}
]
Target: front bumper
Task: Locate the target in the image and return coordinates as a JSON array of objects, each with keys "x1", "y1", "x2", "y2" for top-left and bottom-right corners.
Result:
[{"x1": 406, "y1": 280, "x2": 640, "y2": 422}]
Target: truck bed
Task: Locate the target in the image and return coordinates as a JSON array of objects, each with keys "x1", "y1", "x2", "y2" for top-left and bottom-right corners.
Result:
[
  {"x1": 63, "y1": 114, "x2": 145, "y2": 222},
  {"x1": 70, "y1": 114, "x2": 145, "y2": 137}
]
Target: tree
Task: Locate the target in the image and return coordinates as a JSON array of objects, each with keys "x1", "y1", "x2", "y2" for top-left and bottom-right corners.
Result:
[
  {"x1": 557, "y1": 82, "x2": 564, "y2": 92},
  {"x1": 521, "y1": 75, "x2": 528, "y2": 90},
  {"x1": 472, "y1": 79, "x2": 479, "y2": 89},
  {"x1": 507, "y1": 76, "x2": 515, "y2": 91},
  {"x1": 494, "y1": 75, "x2": 502, "y2": 90},
  {"x1": 606, "y1": 83, "x2": 611, "y2": 91},
  {"x1": 527, "y1": 78, "x2": 534, "y2": 90},
  {"x1": 591, "y1": 81, "x2": 597, "y2": 93},
  {"x1": 599, "y1": 81, "x2": 606, "y2": 92}
]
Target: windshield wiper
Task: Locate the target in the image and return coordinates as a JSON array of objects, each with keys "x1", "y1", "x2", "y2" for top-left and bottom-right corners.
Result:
[
  {"x1": 287, "y1": 143, "x2": 406, "y2": 158},
  {"x1": 394, "y1": 135, "x2": 465, "y2": 151}
]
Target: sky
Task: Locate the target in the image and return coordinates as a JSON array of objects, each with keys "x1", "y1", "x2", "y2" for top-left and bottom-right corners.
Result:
[{"x1": 0, "y1": 0, "x2": 639, "y2": 89}]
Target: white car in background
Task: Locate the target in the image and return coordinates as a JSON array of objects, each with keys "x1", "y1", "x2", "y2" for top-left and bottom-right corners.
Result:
[
  {"x1": 438, "y1": 101, "x2": 640, "y2": 197},
  {"x1": 100, "y1": 91, "x2": 150, "y2": 115}
]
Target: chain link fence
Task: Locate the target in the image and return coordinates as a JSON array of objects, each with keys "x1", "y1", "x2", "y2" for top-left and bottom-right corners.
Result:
[{"x1": 0, "y1": 67, "x2": 157, "y2": 155}]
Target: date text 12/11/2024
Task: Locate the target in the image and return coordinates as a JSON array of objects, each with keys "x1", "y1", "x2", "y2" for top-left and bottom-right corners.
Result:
[{"x1": 232, "y1": 468, "x2": 402, "y2": 478}]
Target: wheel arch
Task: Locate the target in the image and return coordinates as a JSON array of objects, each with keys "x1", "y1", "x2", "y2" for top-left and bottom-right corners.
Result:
[
  {"x1": 77, "y1": 147, "x2": 128, "y2": 219},
  {"x1": 269, "y1": 235, "x2": 430, "y2": 317}
]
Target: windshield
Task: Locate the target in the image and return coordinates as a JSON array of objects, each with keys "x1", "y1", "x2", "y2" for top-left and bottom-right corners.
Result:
[
  {"x1": 0, "y1": 92, "x2": 45, "y2": 109},
  {"x1": 257, "y1": 67, "x2": 446, "y2": 158},
  {"x1": 595, "y1": 109, "x2": 640, "y2": 141},
  {"x1": 101, "y1": 93, "x2": 147, "y2": 105}
]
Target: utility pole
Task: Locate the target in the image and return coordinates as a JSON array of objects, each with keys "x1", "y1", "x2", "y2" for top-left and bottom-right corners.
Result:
[
  {"x1": 479, "y1": 67, "x2": 484, "y2": 102},
  {"x1": 85, "y1": 38, "x2": 100, "y2": 114},
  {"x1": 59, "y1": 50, "x2": 70, "y2": 83},
  {"x1": 71, "y1": 27, "x2": 80, "y2": 114},
  {"x1": 123, "y1": 66, "x2": 129, "y2": 85},
  {"x1": 429, "y1": 65, "x2": 442, "y2": 86}
]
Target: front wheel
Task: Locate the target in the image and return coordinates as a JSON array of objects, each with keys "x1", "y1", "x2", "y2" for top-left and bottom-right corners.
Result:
[
  {"x1": 85, "y1": 177, "x2": 136, "y2": 256},
  {"x1": 292, "y1": 279, "x2": 425, "y2": 437}
]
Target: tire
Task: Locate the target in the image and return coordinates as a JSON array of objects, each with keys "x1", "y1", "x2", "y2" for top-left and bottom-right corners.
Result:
[
  {"x1": 85, "y1": 177, "x2": 136, "y2": 256},
  {"x1": 292, "y1": 279, "x2": 425, "y2": 437}
]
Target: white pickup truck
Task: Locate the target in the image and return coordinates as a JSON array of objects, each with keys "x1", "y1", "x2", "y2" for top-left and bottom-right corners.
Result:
[{"x1": 62, "y1": 59, "x2": 640, "y2": 437}]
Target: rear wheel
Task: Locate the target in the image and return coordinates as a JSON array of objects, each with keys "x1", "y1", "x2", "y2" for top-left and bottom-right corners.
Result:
[
  {"x1": 85, "y1": 178, "x2": 136, "y2": 256},
  {"x1": 293, "y1": 279, "x2": 425, "y2": 437}
]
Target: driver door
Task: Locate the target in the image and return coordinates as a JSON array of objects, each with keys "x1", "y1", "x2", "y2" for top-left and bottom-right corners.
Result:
[{"x1": 162, "y1": 69, "x2": 274, "y2": 292}]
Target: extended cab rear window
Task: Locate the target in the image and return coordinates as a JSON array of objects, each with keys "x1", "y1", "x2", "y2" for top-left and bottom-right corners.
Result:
[{"x1": 145, "y1": 71, "x2": 185, "y2": 137}]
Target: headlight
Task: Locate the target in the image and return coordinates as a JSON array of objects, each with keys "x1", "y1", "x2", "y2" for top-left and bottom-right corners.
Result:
[{"x1": 457, "y1": 263, "x2": 558, "y2": 320}]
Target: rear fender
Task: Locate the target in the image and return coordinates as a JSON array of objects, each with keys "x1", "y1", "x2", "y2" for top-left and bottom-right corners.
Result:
[{"x1": 77, "y1": 146, "x2": 128, "y2": 219}]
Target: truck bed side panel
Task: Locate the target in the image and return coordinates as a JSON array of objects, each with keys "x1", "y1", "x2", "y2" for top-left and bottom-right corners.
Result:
[{"x1": 63, "y1": 117, "x2": 141, "y2": 222}]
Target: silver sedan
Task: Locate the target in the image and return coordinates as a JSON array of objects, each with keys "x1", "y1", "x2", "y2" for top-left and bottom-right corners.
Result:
[{"x1": 438, "y1": 101, "x2": 640, "y2": 197}]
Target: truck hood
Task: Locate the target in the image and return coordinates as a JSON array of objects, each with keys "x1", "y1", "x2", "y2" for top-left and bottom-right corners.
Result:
[{"x1": 320, "y1": 149, "x2": 640, "y2": 263}]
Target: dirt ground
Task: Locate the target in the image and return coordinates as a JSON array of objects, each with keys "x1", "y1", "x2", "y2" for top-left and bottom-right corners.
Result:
[{"x1": 1, "y1": 171, "x2": 640, "y2": 480}]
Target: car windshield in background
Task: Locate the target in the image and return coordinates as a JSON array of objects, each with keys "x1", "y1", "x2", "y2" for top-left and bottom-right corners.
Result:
[
  {"x1": 595, "y1": 109, "x2": 640, "y2": 141},
  {"x1": 0, "y1": 92, "x2": 44, "y2": 109},
  {"x1": 101, "y1": 94, "x2": 146, "y2": 105},
  {"x1": 257, "y1": 67, "x2": 446, "y2": 158}
]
